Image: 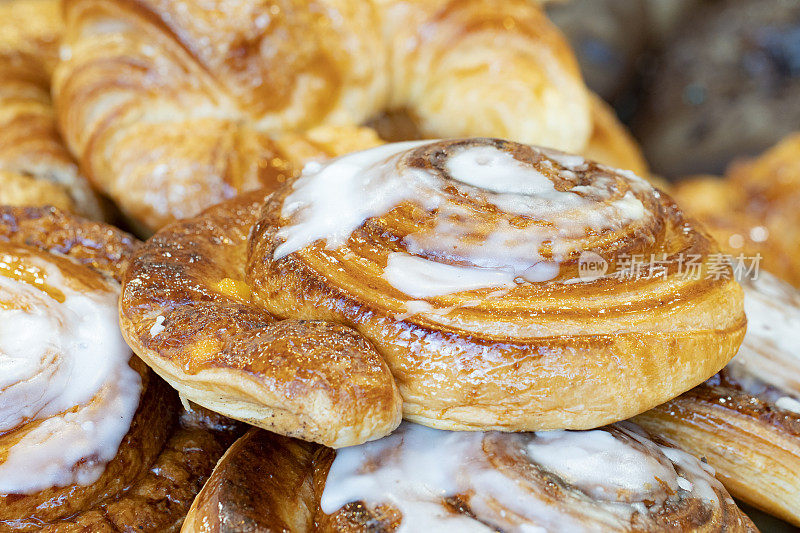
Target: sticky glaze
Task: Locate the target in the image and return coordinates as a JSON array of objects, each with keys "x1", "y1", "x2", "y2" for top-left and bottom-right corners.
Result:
[
  {"x1": 0, "y1": 252, "x2": 140, "y2": 494},
  {"x1": 321, "y1": 422, "x2": 723, "y2": 532},
  {"x1": 276, "y1": 140, "x2": 652, "y2": 298}
]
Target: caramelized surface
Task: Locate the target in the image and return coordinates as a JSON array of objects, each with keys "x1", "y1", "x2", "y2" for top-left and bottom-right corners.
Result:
[
  {"x1": 0, "y1": 206, "x2": 237, "y2": 532},
  {"x1": 636, "y1": 372, "x2": 800, "y2": 527},
  {"x1": 247, "y1": 139, "x2": 745, "y2": 431},
  {"x1": 186, "y1": 426, "x2": 756, "y2": 532},
  {"x1": 119, "y1": 191, "x2": 402, "y2": 447}
]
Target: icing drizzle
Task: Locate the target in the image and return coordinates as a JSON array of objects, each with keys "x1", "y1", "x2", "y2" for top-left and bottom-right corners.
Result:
[{"x1": 0, "y1": 250, "x2": 141, "y2": 494}]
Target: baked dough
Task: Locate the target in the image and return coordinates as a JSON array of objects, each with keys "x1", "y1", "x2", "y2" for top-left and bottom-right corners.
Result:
[
  {"x1": 0, "y1": 206, "x2": 238, "y2": 531},
  {"x1": 55, "y1": 0, "x2": 642, "y2": 230},
  {"x1": 183, "y1": 422, "x2": 756, "y2": 532},
  {"x1": 0, "y1": 0, "x2": 103, "y2": 218},
  {"x1": 119, "y1": 139, "x2": 744, "y2": 441}
]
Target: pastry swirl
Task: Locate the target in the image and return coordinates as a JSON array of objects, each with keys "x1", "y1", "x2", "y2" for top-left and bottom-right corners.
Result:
[
  {"x1": 120, "y1": 138, "x2": 744, "y2": 444},
  {"x1": 635, "y1": 271, "x2": 800, "y2": 526},
  {"x1": 184, "y1": 422, "x2": 756, "y2": 532},
  {"x1": 0, "y1": 207, "x2": 235, "y2": 532},
  {"x1": 248, "y1": 138, "x2": 745, "y2": 430},
  {"x1": 119, "y1": 191, "x2": 403, "y2": 448},
  {"x1": 54, "y1": 0, "x2": 643, "y2": 230}
]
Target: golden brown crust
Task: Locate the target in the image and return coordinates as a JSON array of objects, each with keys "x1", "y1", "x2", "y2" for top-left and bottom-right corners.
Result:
[
  {"x1": 53, "y1": 0, "x2": 618, "y2": 230},
  {"x1": 186, "y1": 425, "x2": 756, "y2": 532},
  {"x1": 673, "y1": 133, "x2": 800, "y2": 287},
  {"x1": 635, "y1": 373, "x2": 800, "y2": 527},
  {"x1": 0, "y1": 206, "x2": 236, "y2": 532},
  {"x1": 183, "y1": 429, "x2": 318, "y2": 533},
  {"x1": 247, "y1": 138, "x2": 745, "y2": 431},
  {"x1": 119, "y1": 191, "x2": 403, "y2": 447},
  {"x1": 0, "y1": 0, "x2": 103, "y2": 218}
]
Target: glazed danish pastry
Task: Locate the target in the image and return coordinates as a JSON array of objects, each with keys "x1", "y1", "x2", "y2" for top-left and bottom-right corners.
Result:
[
  {"x1": 183, "y1": 422, "x2": 756, "y2": 532},
  {"x1": 55, "y1": 0, "x2": 642, "y2": 230},
  {"x1": 120, "y1": 139, "x2": 744, "y2": 443},
  {"x1": 0, "y1": 0, "x2": 102, "y2": 218},
  {"x1": 673, "y1": 133, "x2": 800, "y2": 287},
  {"x1": 635, "y1": 271, "x2": 800, "y2": 526},
  {"x1": 0, "y1": 207, "x2": 235, "y2": 532}
]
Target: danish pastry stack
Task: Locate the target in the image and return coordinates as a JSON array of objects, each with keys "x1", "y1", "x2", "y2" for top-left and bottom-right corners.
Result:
[{"x1": 1, "y1": 0, "x2": 797, "y2": 530}]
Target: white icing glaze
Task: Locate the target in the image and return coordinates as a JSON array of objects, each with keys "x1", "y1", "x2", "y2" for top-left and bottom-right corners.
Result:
[
  {"x1": 321, "y1": 422, "x2": 722, "y2": 532},
  {"x1": 383, "y1": 252, "x2": 516, "y2": 297},
  {"x1": 523, "y1": 429, "x2": 678, "y2": 501},
  {"x1": 0, "y1": 253, "x2": 141, "y2": 494},
  {"x1": 150, "y1": 314, "x2": 166, "y2": 336},
  {"x1": 775, "y1": 396, "x2": 800, "y2": 414},
  {"x1": 726, "y1": 272, "x2": 800, "y2": 401},
  {"x1": 276, "y1": 141, "x2": 651, "y2": 299},
  {"x1": 274, "y1": 140, "x2": 433, "y2": 260}
]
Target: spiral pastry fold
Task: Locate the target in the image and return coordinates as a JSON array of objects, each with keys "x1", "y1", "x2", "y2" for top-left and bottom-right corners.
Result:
[
  {"x1": 119, "y1": 191, "x2": 403, "y2": 448},
  {"x1": 184, "y1": 422, "x2": 755, "y2": 532},
  {"x1": 247, "y1": 138, "x2": 745, "y2": 431},
  {"x1": 0, "y1": 207, "x2": 235, "y2": 532},
  {"x1": 636, "y1": 271, "x2": 800, "y2": 526}
]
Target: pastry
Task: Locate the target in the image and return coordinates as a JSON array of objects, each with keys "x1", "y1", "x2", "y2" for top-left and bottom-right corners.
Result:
[
  {"x1": 635, "y1": 271, "x2": 800, "y2": 526},
  {"x1": 0, "y1": 206, "x2": 236, "y2": 531},
  {"x1": 633, "y1": 0, "x2": 800, "y2": 177},
  {"x1": 54, "y1": 0, "x2": 643, "y2": 231},
  {"x1": 119, "y1": 188, "x2": 403, "y2": 448},
  {"x1": 673, "y1": 133, "x2": 800, "y2": 287},
  {"x1": 183, "y1": 421, "x2": 756, "y2": 532},
  {"x1": 119, "y1": 138, "x2": 744, "y2": 444},
  {"x1": 0, "y1": 0, "x2": 103, "y2": 218}
]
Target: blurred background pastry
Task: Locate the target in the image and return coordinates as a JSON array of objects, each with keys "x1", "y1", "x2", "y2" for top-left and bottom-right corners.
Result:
[
  {"x1": 673, "y1": 133, "x2": 800, "y2": 287},
  {"x1": 0, "y1": 0, "x2": 103, "y2": 218},
  {"x1": 54, "y1": 0, "x2": 644, "y2": 231}
]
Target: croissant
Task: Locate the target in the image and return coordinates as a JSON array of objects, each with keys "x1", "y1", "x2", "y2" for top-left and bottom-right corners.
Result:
[
  {"x1": 635, "y1": 271, "x2": 800, "y2": 526},
  {"x1": 120, "y1": 138, "x2": 744, "y2": 446},
  {"x1": 183, "y1": 421, "x2": 756, "y2": 532},
  {"x1": 55, "y1": 0, "x2": 643, "y2": 231},
  {"x1": 0, "y1": 207, "x2": 237, "y2": 531},
  {"x1": 673, "y1": 133, "x2": 800, "y2": 287},
  {"x1": 0, "y1": 0, "x2": 103, "y2": 218}
]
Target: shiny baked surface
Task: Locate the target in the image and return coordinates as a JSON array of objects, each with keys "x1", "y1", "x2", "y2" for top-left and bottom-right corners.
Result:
[
  {"x1": 0, "y1": 207, "x2": 236, "y2": 532},
  {"x1": 636, "y1": 271, "x2": 800, "y2": 527},
  {"x1": 249, "y1": 138, "x2": 744, "y2": 430},
  {"x1": 120, "y1": 139, "x2": 745, "y2": 446},
  {"x1": 184, "y1": 423, "x2": 756, "y2": 532},
  {"x1": 119, "y1": 190, "x2": 402, "y2": 448}
]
